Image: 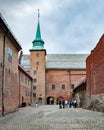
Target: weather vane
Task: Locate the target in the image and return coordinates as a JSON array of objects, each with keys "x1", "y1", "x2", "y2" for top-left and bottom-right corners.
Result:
[{"x1": 38, "y1": 9, "x2": 40, "y2": 21}]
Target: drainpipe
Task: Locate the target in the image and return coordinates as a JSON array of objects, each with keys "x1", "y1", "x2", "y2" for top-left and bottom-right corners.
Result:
[
  {"x1": 2, "y1": 34, "x2": 6, "y2": 117},
  {"x1": 30, "y1": 79, "x2": 33, "y2": 104},
  {"x1": 19, "y1": 70, "x2": 20, "y2": 107}
]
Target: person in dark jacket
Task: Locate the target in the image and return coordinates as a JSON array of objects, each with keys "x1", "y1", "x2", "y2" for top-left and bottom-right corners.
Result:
[
  {"x1": 59, "y1": 100, "x2": 62, "y2": 109},
  {"x1": 62, "y1": 100, "x2": 65, "y2": 108}
]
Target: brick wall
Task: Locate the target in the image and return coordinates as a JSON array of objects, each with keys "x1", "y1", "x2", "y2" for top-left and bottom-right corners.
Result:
[
  {"x1": 0, "y1": 32, "x2": 3, "y2": 111},
  {"x1": 30, "y1": 50, "x2": 46, "y2": 104},
  {"x1": 46, "y1": 69, "x2": 86, "y2": 103},
  {"x1": 18, "y1": 65, "x2": 32, "y2": 106},
  {"x1": 86, "y1": 35, "x2": 104, "y2": 97},
  {"x1": 0, "y1": 28, "x2": 20, "y2": 113}
]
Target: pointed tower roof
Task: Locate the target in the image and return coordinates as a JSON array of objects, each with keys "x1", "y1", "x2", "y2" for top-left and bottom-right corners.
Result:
[
  {"x1": 32, "y1": 9, "x2": 44, "y2": 50},
  {"x1": 35, "y1": 21, "x2": 43, "y2": 41}
]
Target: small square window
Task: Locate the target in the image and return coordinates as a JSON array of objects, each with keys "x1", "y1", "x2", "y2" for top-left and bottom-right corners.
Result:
[
  {"x1": 52, "y1": 84, "x2": 55, "y2": 89},
  {"x1": 33, "y1": 93, "x2": 36, "y2": 98},
  {"x1": 33, "y1": 86, "x2": 36, "y2": 90},
  {"x1": 34, "y1": 70, "x2": 37, "y2": 74},
  {"x1": 62, "y1": 84, "x2": 65, "y2": 89},
  {"x1": 34, "y1": 78, "x2": 37, "y2": 82},
  {"x1": 36, "y1": 61, "x2": 39, "y2": 66},
  {"x1": 36, "y1": 53, "x2": 40, "y2": 57}
]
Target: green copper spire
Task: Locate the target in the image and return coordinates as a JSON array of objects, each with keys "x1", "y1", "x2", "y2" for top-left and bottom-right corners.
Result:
[{"x1": 32, "y1": 9, "x2": 44, "y2": 50}]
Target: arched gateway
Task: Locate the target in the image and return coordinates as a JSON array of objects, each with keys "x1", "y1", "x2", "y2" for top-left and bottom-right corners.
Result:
[
  {"x1": 57, "y1": 96, "x2": 64, "y2": 104},
  {"x1": 47, "y1": 97, "x2": 55, "y2": 104}
]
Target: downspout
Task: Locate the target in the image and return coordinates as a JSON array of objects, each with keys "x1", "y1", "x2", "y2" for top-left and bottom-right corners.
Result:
[
  {"x1": 31, "y1": 79, "x2": 33, "y2": 104},
  {"x1": 19, "y1": 70, "x2": 20, "y2": 107},
  {"x1": 18, "y1": 50, "x2": 23, "y2": 107},
  {"x1": 2, "y1": 34, "x2": 6, "y2": 117}
]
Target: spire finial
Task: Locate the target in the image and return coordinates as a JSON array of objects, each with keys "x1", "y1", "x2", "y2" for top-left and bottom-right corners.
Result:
[{"x1": 38, "y1": 9, "x2": 40, "y2": 21}]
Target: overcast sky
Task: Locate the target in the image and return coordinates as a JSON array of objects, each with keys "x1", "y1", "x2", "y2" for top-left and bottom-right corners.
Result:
[{"x1": 0, "y1": 0, "x2": 104, "y2": 54}]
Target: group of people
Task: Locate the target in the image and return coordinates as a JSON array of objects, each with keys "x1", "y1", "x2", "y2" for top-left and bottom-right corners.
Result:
[{"x1": 58, "y1": 99, "x2": 77, "y2": 109}]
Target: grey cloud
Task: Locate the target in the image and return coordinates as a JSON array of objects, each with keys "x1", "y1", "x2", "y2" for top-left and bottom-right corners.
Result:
[{"x1": 0, "y1": 0, "x2": 104, "y2": 54}]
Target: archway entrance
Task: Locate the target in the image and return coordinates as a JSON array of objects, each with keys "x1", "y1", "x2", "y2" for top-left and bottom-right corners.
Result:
[{"x1": 47, "y1": 97, "x2": 55, "y2": 105}]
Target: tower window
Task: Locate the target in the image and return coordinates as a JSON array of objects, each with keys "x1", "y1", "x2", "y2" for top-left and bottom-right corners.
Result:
[
  {"x1": 34, "y1": 70, "x2": 37, "y2": 74},
  {"x1": 62, "y1": 84, "x2": 65, "y2": 89},
  {"x1": 36, "y1": 61, "x2": 39, "y2": 66},
  {"x1": 36, "y1": 52, "x2": 40, "y2": 57},
  {"x1": 33, "y1": 86, "x2": 36, "y2": 90},
  {"x1": 33, "y1": 93, "x2": 36, "y2": 98},
  {"x1": 52, "y1": 84, "x2": 55, "y2": 89},
  {"x1": 34, "y1": 78, "x2": 37, "y2": 82}
]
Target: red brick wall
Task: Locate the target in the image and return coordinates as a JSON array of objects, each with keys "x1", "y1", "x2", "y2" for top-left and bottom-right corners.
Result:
[
  {"x1": 46, "y1": 69, "x2": 86, "y2": 103},
  {"x1": 30, "y1": 50, "x2": 46, "y2": 104},
  {"x1": 70, "y1": 70, "x2": 86, "y2": 87},
  {"x1": 86, "y1": 35, "x2": 104, "y2": 97},
  {"x1": 0, "y1": 32, "x2": 3, "y2": 111},
  {"x1": 18, "y1": 69, "x2": 32, "y2": 106},
  {"x1": 0, "y1": 31, "x2": 19, "y2": 113}
]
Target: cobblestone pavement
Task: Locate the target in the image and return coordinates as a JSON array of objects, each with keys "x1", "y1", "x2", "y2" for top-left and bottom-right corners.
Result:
[{"x1": 0, "y1": 105, "x2": 104, "y2": 130}]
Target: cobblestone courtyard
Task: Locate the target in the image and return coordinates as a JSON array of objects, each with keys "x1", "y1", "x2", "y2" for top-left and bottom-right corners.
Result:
[{"x1": 0, "y1": 105, "x2": 104, "y2": 130}]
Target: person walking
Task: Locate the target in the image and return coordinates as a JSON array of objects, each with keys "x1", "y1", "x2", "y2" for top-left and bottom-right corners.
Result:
[
  {"x1": 65, "y1": 100, "x2": 68, "y2": 108},
  {"x1": 62, "y1": 100, "x2": 65, "y2": 108},
  {"x1": 59, "y1": 100, "x2": 62, "y2": 109}
]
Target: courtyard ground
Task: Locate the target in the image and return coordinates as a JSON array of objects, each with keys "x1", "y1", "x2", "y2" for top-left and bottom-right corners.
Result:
[{"x1": 0, "y1": 105, "x2": 104, "y2": 130}]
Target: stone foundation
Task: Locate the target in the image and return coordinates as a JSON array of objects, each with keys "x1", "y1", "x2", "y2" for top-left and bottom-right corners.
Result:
[{"x1": 86, "y1": 94, "x2": 104, "y2": 112}]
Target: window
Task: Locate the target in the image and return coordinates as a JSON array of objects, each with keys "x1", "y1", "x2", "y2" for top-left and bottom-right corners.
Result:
[
  {"x1": 33, "y1": 93, "x2": 36, "y2": 98},
  {"x1": 25, "y1": 90, "x2": 28, "y2": 96},
  {"x1": 28, "y1": 80, "x2": 29, "y2": 86},
  {"x1": 62, "y1": 84, "x2": 65, "y2": 89},
  {"x1": 25, "y1": 78, "x2": 27, "y2": 84},
  {"x1": 36, "y1": 61, "x2": 39, "y2": 66},
  {"x1": 52, "y1": 84, "x2": 55, "y2": 89},
  {"x1": 36, "y1": 52, "x2": 40, "y2": 57},
  {"x1": 34, "y1": 70, "x2": 37, "y2": 74},
  {"x1": 28, "y1": 92, "x2": 30, "y2": 96},
  {"x1": 71, "y1": 84, "x2": 74, "y2": 89},
  {"x1": 8, "y1": 48, "x2": 12, "y2": 62},
  {"x1": 34, "y1": 78, "x2": 37, "y2": 82},
  {"x1": 33, "y1": 86, "x2": 36, "y2": 90},
  {"x1": 30, "y1": 92, "x2": 32, "y2": 97},
  {"x1": 20, "y1": 73, "x2": 23, "y2": 81}
]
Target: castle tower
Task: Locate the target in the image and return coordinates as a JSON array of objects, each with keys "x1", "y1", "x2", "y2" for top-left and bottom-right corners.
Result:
[{"x1": 30, "y1": 10, "x2": 46, "y2": 104}]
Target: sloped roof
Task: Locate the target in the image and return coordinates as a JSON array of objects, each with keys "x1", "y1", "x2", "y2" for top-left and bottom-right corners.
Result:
[
  {"x1": 21, "y1": 54, "x2": 88, "y2": 71},
  {"x1": 46, "y1": 54, "x2": 88, "y2": 69},
  {"x1": 20, "y1": 55, "x2": 30, "y2": 71}
]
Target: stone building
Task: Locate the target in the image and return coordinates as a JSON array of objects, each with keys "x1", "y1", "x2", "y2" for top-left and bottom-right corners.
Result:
[
  {"x1": 21, "y1": 14, "x2": 88, "y2": 104},
  {"x1": 86, "y1": 35, "x2": 104, "y2": 111}
]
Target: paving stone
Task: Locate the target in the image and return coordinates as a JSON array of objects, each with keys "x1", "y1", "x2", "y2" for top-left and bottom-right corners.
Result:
[{"x1": 0, "y1": 105, "x2": 104, "y2": 130}]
